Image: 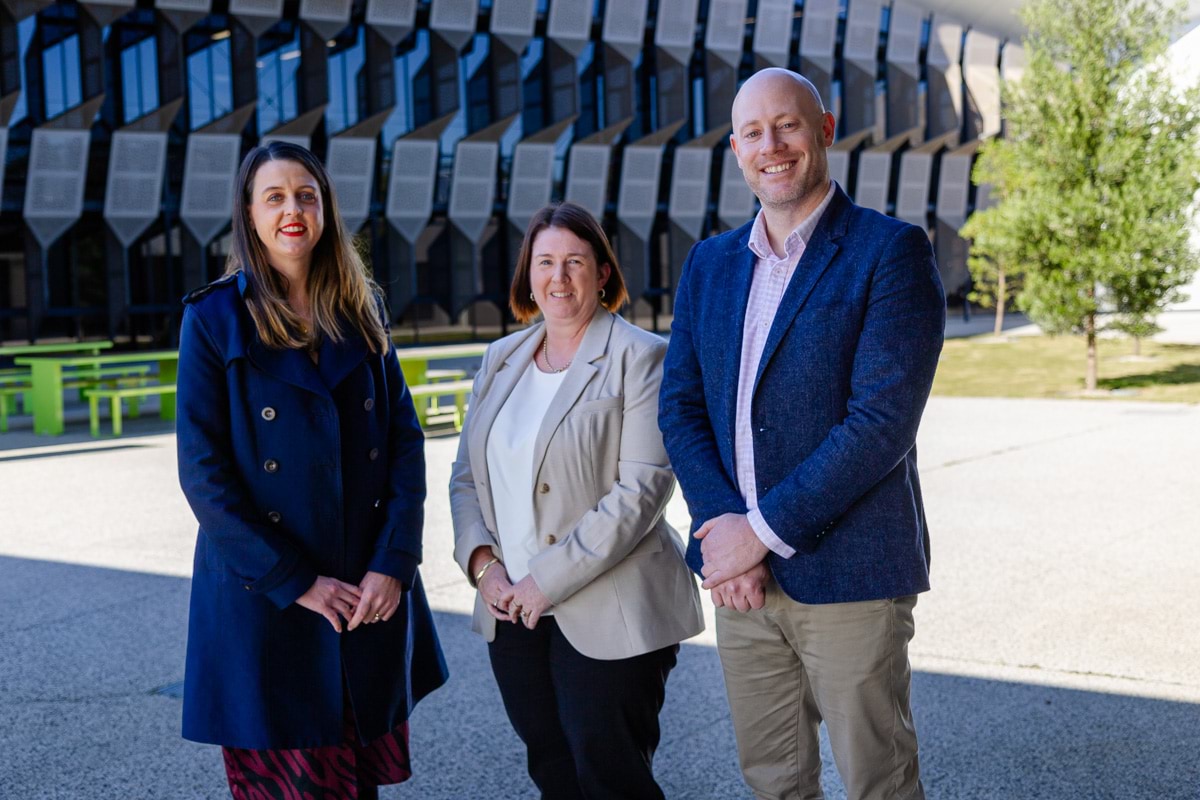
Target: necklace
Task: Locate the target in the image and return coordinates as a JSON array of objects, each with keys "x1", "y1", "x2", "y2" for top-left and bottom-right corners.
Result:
[{"x1": 542, "y1": 335, "x2": 571, "y2": 373}]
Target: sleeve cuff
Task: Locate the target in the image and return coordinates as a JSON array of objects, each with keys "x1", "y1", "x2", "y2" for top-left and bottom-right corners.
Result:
[
  {"x1": 368, "y1": 548, "x2": 420, "y2": 590},
  {"x1": 262, "y1": 560, "x2": 319, "y2": 609},
  {"x1": 747, "y1": 508, "x2": 796, "y2": 559}
]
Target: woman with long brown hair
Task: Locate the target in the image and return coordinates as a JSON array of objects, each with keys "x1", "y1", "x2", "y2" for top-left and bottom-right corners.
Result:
[{"x1": 176, "y1": 141, "x2": 447, "y2": 799}]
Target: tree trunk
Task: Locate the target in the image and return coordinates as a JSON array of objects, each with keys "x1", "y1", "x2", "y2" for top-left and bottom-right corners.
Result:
[
  {"x1": 994, "y1": 268, "x2": 1007, "y2": 337},
  {"x1": 1132, "y1": 336, "x2": 1142, "y2": 357},
  {"x1": 1085, "y1": 310, "x2": 1098, "y2": 392}
]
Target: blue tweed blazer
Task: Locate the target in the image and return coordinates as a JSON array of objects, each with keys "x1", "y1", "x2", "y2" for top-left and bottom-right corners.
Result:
[{"x1": 659, "y1": 185, "x2": 946, "y2": 604}]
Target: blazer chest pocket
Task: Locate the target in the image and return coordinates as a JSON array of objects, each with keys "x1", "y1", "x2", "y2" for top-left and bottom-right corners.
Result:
[{"x1": 571, "y1": 396, "x2": 622, "y2": 415}]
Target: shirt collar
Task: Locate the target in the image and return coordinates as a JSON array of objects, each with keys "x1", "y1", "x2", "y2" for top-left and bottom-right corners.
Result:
[{"x1": 747, "y1": 180, "x2": 837, "y2": 260}]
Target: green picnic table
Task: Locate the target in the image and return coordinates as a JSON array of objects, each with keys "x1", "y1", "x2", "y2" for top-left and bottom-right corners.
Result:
[
  {"x1": 395, "y1": 342, "x2": 488, "y2": 386},
  {"x1": 0, "y1": 342, "x2": 115, "y2": 422},
  {"x1": 396, "y1": 343, "x2": 487, "y2": 429},
  {"x1": 15, "y1": 350, "x2": 180, "y2": 436}
]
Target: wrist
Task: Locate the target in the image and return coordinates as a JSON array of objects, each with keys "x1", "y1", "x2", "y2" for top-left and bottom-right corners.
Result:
[{"x1": 474, "y1": 557, "x2": 501, "y2": 585}]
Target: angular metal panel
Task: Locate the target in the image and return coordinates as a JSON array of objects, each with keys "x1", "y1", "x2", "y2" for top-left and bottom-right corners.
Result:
[
  {"x1": 602, "y1": 0, "x2": 649, "y2": 63},
  {"x1": 327, "y1": 137, "x2": 377, "y2": 233},
  {"x1": 565, "y1": 143, "x2": 612, "y2": 219},
  {"x1": 229, "y1": 0, "x2": 285, "y2": 37},
  {"x1": 180, "y1": 133, "x2": 241, "y2": 246},
  {"x1": 935, "y1": 150, "x2": 973, "y2": 222},
  {"x1": 24, "y1": 129, "x2": 91, "y2": 249},
  {"x1": 386, "y1": 138, "x2": 440, "y2": 242},
  {"x1": 655, "y1": 0, "x2": 698, "y2": 67},
  {"x1": 717, "y1": 148, "x2": 756, "y2": 230},
  {"x1": 799, "y1": 0, "x2": 837, "y2": 60},
  {"x1": 155, "y1": 0, "x2": 213, "y2": 32},
  {"x1": 895, "y1": 150, "x2": 933, "y2": 230},
  {"x1": 844, "y1": 0, "x2": 882, "y2": 64},
  {"x1": 927, "y1": 19, "x2": 964, "y2": 138},
  {"x1": 751, "y1": 0, "x2": 791, "y2": 68},
  {"x1": 104, "y1": 131, "x2": 169, "y2": 247},
  {"x1": 365, "y1": 0, "x2": 418, "y2": 45},
  {"x1": 704, "y1": 0, "x2": 747, "y2": 68},
  {"x1": 448, "y1": 140, "x2": 499, "y2": 243},
  {"x1": 886, "y1": 1, "x2": 922, "y2": 77},
  {"x1": 490, "y1": 0, "x2": 538, "y2": 54},
  {"x1": 506, "y1": 141, "x2": 556, "y2": 234},
  {"x1": 430, "y1": 0, "x2": 480, "y2": 52},
  {"x1": 964, "y1": 29, "x2": 1001, "y2": 139},
  {"x1": 299, "y1": 0, "x2": 352, "y2": 40},
  {"x1": 616, "y1": 145, "x2": 664, "y2": 240},
  {"x1": 828, "y1": 150, "x2": 849, "y2": 189},
  {"x1": 547, "y1": 0, "x2": 593, "y2": 58},
  {"x1": 1001, "y1": 41, "x2": 1026, "y2": 85},
  {"x1": 667, "y1": 146, "x2": 712, "y2": 240},
  {"x1": 854, "y1": 151, "x2": 891, "y2": 213},
  {"x1": 80, "y1": 0, "x2": 136, "y2": 27}
]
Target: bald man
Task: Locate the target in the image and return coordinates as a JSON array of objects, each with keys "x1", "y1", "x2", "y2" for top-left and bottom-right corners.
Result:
[{"x1": 659, "y1": 68, "x2": 945, "y2": 800}]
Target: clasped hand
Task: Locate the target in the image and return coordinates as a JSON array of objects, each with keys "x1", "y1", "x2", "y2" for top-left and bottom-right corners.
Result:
[
  {"x1": 296, "y1": 571, "x2": 402, "y2": 633},
  {"x1": 696, "y1": 512, "x2": 770, "y2": 613}
]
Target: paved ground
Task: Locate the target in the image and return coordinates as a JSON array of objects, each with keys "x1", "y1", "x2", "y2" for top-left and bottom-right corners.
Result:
[{"x1": 2, "y1": 341, "x2": 1199, "y2": 797}]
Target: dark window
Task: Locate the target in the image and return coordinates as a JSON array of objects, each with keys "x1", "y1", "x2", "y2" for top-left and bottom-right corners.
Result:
[
  {"x1": 187, "y1": 33, "x2": 234, "y2": 130},
  {"x1": 42, "y1": 33, "x2": 82, "y2": 119},
  {"x1": 8, "y1": 17, "x2": 36, "y2": 126},
  {"x1": 382, "y1": 31, "x2": 431, "y2": 145},
  {"x1": 327, "y1": 27, "x2": 365, "y2": 135}
]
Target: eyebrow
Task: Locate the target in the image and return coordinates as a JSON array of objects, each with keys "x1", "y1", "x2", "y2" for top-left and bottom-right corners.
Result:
[
  {"x1": 534, "y1": 251, "x2": 588, "y2": 258},
  {"x1": 260, "y1": 184, "x2": 317, "y2": 193}
]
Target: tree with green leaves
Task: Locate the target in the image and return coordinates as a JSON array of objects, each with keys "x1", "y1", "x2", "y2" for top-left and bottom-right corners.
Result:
[{"x1": 961, "y1": 0, "x2": 1200, "y2": 390}]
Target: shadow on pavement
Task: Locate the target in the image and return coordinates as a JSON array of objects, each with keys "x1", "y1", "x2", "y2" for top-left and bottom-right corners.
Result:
[{"x1": 2, "y1": 557, "x2": 1196, "y2": 800}]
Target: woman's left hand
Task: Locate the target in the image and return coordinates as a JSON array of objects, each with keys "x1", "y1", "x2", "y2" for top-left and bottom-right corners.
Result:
[
  {"x1": 347, "y1": 571, "x2": 402, "y2": 631},
  {"x1": 502, "y1": 575, "x2": 552, "y2": 629}
]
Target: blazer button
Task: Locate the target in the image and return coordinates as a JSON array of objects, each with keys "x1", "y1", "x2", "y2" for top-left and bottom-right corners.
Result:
[
  {"x1": 267, "y1": 511, "x2": 281, "y2": 523},
  {"x1": 261, "y1": 407, "x2": 276, "y2": 421},
  {"x1": 545, "y1": 534, "x2": 557, "y2": 545},
  {"x1": 264, "y1": 459, "x2": 279, "y2": 473},
  {"x1": 538, "y1": 483, "x2": 550, "y2": 494},
  {"x1": 373, "y1": 498, "x2": 382, "y2": 508},
  {"x1": 364, "y1": 398, "x2": 375, "y2": 411},
  {"x1": 368, "y1": 448, "x2": 380, "y2": 461}
]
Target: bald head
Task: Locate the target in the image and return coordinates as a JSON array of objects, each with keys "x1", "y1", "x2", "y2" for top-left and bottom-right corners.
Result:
[{"x1": 731, "y1": 69, "x2": 826, "y2": 129}]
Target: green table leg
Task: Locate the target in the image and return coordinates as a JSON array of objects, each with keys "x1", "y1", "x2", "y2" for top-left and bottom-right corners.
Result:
[
  {"x1": 399, "y1": 356, "x2": 429, "y2": 427},
  {"x1": 159, "y1": 359, "x2": 177, "y2": 420},
  {"x1": 29, "y1": 363, "x2": 66, "y2": 435}
]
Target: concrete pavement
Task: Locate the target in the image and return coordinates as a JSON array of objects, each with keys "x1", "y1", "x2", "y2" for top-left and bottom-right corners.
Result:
[{"x1": 1, "y1": 394, "x2": 1198, "y2": 799}]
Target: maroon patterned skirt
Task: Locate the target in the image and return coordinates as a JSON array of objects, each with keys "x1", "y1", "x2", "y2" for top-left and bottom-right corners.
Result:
[{"x1": 221, "y1": 701, "x2": 411, "y2": 800}]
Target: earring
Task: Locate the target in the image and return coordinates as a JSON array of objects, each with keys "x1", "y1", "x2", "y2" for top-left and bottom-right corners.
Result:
[
  {"x1": 530, "y1": 292, "x2": 535, "y2": 301},
  {"x1": 598, "y1": 288, "x2": 606, "y2": 300}
]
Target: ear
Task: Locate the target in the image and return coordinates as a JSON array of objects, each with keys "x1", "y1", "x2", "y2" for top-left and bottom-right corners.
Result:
[
  {"x1": 820, "y1": 112, "x2": 836, "y2": 147},
  {"x1": 598, "y1": 262, "x2": 612, "y2": 287},
  {"x1": 729, "y1": 133, "x2": 742, "y2": 168}
]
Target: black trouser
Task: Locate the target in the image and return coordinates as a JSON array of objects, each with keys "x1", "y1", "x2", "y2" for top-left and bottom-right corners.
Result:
[{"x1": 488, "y1": 616, "x2": 679, "y2": 800}]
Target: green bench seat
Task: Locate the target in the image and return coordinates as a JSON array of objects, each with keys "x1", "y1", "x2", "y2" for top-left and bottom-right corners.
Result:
[
  {"x1": 408, "y1": 379, "x2": 473, "y2": 431},
  {"x1": 0, "y1": 385, "x2": 28, "y2": 432},
  {"x1": 87, "y1": 383, "x2": 178, "y2": 437}
]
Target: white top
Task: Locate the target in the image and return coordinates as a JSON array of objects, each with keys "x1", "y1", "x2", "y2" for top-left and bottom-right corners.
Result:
[{"x1": 486, "y1": 359, "x2": 567, "y2": 584}]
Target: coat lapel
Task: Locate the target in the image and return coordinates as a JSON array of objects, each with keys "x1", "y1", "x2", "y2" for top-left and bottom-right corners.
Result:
[
  {"x1": 247, "y1": 339, "x2": 330, "y2": 398},
  {"x1": 722, "y1": 229, "x2": 758, "y2": 453},
  {"x1": 316, "y1": 330, "x2": 370, "y2": 390},
  {"x1": 752, "y1": 187, "x2": 849, "y2": 392},
  {"x1": 530, "y1": 307, "x2": 614, "y2": 484}
]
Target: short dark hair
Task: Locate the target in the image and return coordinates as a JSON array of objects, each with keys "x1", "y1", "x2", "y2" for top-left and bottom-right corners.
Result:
[{"x1": 509, "y1": 202, "x2": 629, "y2": 324}]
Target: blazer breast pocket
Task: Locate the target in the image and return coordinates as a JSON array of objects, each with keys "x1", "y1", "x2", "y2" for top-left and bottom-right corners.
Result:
[{"x1": 570, "y1": 396, "x2": 622, "y2": 415}]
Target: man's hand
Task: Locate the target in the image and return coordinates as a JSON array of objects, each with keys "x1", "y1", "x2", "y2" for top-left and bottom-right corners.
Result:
[
  {"x1": 696, "y1": 512, "x2": 770, "y2": 589},
  {"x1": 708, "y1": 562, "x2": 769, "y2": 612}
]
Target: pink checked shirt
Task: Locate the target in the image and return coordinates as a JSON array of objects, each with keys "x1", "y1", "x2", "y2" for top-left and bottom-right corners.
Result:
[{"x1": 737, "y1": 181, "x2": 837, "y2": 558}]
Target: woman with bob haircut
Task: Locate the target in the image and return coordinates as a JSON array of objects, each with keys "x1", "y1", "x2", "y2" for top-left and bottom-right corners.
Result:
[
  {"x1": 450, "y1": 201, "x2": 703, "y2": 799},
  {"x1": 176, "y1": 141, "x2": 447, "y2": 800}
]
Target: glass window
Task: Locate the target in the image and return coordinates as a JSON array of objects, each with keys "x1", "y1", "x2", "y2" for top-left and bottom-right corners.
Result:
[
  {"x1": 382, "y1": 31, "x2": 431, "y2": 145},
  {"x1": 187, "y1": 35, "x2": 234, "y2": 130},
  {"x1": 9, "y1": 17, "x2": 37, "y2": 126},
  {"x1": 327, "y1": 28, "x2": 365, "y2": 135},
  {"x1": 42, "y1": 33, "x2": 82, "y2": 120},
  {"x1": 121, "y1": 36, "x2": 159, "y2": 123},
  {"x1": 257, "y1": 29, "x2": 301, "y2": 135}
]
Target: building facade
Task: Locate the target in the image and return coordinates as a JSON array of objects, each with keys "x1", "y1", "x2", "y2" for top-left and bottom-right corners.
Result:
[{"x1": 0, "y1": 0, "x2": 1025, "y2": 342}]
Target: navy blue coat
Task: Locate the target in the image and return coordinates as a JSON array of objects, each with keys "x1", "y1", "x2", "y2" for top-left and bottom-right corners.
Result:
[
  {"x1": 659, "y1": 186, "x2": 946, "y2": 604},
  {"x1": 176, "y1": 272, "x2": 447, "y2": 750}
]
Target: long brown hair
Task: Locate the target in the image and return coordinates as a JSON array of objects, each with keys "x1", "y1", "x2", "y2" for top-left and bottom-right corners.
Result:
[
  {"x1": 509, "y1": 202, "x2": 629, "y2": 324},
  {"x1": 226, "y1": 141, "x2": 388, "y2": 354}
]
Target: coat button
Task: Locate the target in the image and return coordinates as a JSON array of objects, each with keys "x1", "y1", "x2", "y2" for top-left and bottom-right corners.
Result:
[
  {"x1": 243, "y1": 585, "x2": 252, "y2": 591},
  {"x1": 368, "y1": 448, "x2": 380, "y2": 461},
  {"x1": 261, "y1": 407, "x2": 276, "y2": 421},
  {"x1": 364, "y1": 398, "x2": 375, "y2": 411},
  {"x1": 538, "y1": 483, "x2": 550, "y2": 494},
  {"x1": 267, "y1": 511, "x2": 281, "y2": 523},
  {"x1": 545, "y1": 534, "x2": 557, "y2": 545},
  {"x1": 264, "y1": 459, "x2": 279, "y2": 473}
]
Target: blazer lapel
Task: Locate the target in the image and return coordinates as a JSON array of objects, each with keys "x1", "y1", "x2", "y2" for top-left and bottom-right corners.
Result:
[
  {"x1": 530, "y1": 308, "x2": 614, "y2": 484},
  {"x1": 721, "y1": 229, "x2": 758, "y2": 454},
  {"x1": 753, "y1": 188, "x2": 849, "y2": 392}
]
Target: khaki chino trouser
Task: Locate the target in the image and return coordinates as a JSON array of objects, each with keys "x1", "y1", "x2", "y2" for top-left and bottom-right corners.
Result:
[{"x1": 715, "y1": 575, "x2": 924, "y2": 800}]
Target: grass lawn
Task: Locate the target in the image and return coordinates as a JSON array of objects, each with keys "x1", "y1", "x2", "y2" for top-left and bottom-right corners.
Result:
[{"x1": 932, "y1": 335, "x2": 1200, "y2": 403}]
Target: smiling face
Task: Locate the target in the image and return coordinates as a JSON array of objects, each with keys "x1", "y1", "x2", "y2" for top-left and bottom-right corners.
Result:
[
  {"x1": 247, "y1": 158, "x2": 326, "y2": 276},
  {"x1": 529, "y1": 226, "x2": 611, "y2": 327},
  {"x1": 730, "y1": 69, "x2": 836, "y2": 217}
]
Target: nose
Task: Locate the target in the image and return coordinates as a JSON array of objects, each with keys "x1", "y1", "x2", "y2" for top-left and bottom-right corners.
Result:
[
  {"x1": 760, "y1": 128, "x2": 783, "y2": 153},
  {"x1": 551, "y1": 261, "x2": 569, "y2": 281},
  {"x1": 284, "y1": 196, "x2": 303, "y2": 216}
]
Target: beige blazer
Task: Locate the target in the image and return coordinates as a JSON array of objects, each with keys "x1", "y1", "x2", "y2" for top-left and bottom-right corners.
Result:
[{"x1": 450, "y1": 307, "x2": 704, "y2": 660}]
